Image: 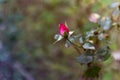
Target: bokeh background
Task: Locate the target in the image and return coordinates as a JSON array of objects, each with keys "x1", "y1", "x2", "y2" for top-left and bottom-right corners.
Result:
[{"x1": 0, "y1": 0, "x2": 120, "y2": 80}]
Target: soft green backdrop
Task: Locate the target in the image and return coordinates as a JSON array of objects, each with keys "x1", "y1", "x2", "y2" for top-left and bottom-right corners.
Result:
[{"x1": 0, "y1": 0, "x2": 120, "y2": 80}]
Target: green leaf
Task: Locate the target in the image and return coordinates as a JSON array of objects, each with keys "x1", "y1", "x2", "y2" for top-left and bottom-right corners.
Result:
[
  {"x1": 84, "y1": 66, "x2": 101, "y2": 78},
  {"x1": 76, "y1": 54, "x2": 93, "y2": 64},
  {"x1": 98, "y1": 33, "x2": 104, "y2": 40},
  {"x1": 69, "y1": 31, "x2": 74, "y2": 36},
  {"x1": 54, "y1": 34, "x2": 63, "y2": 42},
  {"x1": 85, "y1": 30, "x2": 95, "y2": 40},
  {"x1": 68, "y1": 37, "x2": 75, "y2": 42},
  {"x1": 95, "y1": 46, "x2": 111, "y2": 61},
  {"x1": 84, "y1": 30, "x2": 99, "y2": 42},
  {"x1": 99, "y1": 17, "x2": 112, "y2": 30},
  {"x1": 79, "y1": 36, "x2": 84, "y2": 44},
  {"x1": 65, "y1": 40, "x2": 70, "y2": 48},
  {"x1": 83, "y1": 42, "x2": 95, "y2": 50}
]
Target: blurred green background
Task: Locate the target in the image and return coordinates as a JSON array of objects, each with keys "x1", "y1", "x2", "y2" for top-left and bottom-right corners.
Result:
[{"x1": 0, "y1": 0, "x2": 120, "y2": 80}]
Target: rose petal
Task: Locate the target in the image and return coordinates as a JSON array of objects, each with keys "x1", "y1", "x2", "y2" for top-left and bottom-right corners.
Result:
[{"x1": 59, "y1": 23, "x2": 69, "y2": 35}]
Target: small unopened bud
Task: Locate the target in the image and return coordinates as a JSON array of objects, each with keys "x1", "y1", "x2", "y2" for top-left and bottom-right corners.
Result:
[{"x1": 89, "y1": 13, "x2": 100, "y2": 23}]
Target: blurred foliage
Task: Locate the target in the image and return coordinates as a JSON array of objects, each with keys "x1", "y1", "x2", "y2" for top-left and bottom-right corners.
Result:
[{"x1": 0, "y1": 0, "x2": 120, "y2": 80}]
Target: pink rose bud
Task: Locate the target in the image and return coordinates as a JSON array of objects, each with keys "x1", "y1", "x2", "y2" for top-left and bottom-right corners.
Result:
[
  {"x1": 89, "y1": 13, "x2": 100, "y2": 23},
  {"x1": 112, "y1": 51, "x2": 120, "y2": 61},
  {"x1": 59, "y1": 23, "x2": 69, "y2": 36}
]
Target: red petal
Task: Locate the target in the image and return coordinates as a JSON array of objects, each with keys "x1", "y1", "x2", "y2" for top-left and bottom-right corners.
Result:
[{"x1": 59, "y1": 23, "x2": 69, "y2": 35}]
